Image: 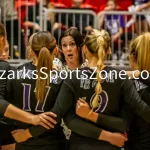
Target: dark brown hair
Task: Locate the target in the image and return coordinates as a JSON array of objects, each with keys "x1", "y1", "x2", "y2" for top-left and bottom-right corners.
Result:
[{"x1": 59, "y1": 27, "x2": 84, "y2": 65}]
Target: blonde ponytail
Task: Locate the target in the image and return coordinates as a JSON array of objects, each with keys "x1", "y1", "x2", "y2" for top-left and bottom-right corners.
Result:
[
  {"x1": 90, "y1": 36, "x2": 105, "y2": 113},
  {"x1": 129, "y1": 32, "x2": 150, "y2": 73},
  {"x1": 85, "y1": 29, "x2": 110, "y2": 114},
  {"x1": 36, "y1": 47, "x2": 52, "y2": 102}
]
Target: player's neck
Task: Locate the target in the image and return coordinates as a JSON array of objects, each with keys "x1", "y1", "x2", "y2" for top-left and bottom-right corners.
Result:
[
  {"x1": 32, "y1": 59, "x2": 38, "y2": 66},
  {"x1": 88, "y1": 58, "x2": 106, "y2": 70}
]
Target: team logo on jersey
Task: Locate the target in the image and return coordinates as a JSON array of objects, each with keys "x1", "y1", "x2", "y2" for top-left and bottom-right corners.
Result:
[
  {"x1": 134, "y1": 80, "x2": 148, "y2": 92},
  {"x1": 90, "y1": 90, "x2": 108, "y2": 113}
]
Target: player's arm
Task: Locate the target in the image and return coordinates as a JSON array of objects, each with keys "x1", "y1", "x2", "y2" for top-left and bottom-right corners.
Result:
[
  {"x1": 0, "y1": 66, "x2": 12, "y2": 116},
  {"x1": 28, "y1": 81, "x2": 126, "y2": 138},
  {"x1": 75, "y1": 99, "x2": 128, "y2": 132},
  {"x1": 4, "y1": 104, "x2": 34, "y2": 123},
  {"x1": 137, "y1": 1, "x2": 150, "y2": 11},
  {"x1": 27, "y1": 81, "x2": 127, "y2": 147},
  {"x1": 27, "y1": 81, "x2": 74, "y2": 137},
  {"x1": 64, "y1": 108, "x2": 127, "y2": 147},
  {"x1": 3, "y1": 74, "x2": 57, "y2": 129},
  {"x1": 0, "y1": 98, "x2": 10, "y2": 115},
  {"x1": 0, "y1": 82, "x2": 42, "y2": 127},
  {"x1": 122, "y1": 78, "x2": 150, "y2": 123},
  {"x1": 2, "y1": 97, "x2": 56, "y2": 130}
]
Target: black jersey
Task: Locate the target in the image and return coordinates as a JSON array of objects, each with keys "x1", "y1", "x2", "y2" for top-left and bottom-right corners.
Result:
[
  {"x1": 125, "y1": 80, "x2": 150, "y2": 150},
  {"x1": 0, "y1": 60, "x2": 11, "y2": 116},
  {"x1": 28, "y1": 66, "x2": 150, "y2": 148},
  {"x1": 139, "y1": 72, "x2": 150, "y2": 87},
  {"x1": 62, "y1": 67, "x2": 150, "y2": 150},
  {"x1": 6, "y1": 62, "x2": 65, "y2": 145},
  {"x1": 57, "y1": 66, "x2": 150, "y2": 123},
  {"x1": 0, "y1": 60, "x2": 15, "y2": 145}
]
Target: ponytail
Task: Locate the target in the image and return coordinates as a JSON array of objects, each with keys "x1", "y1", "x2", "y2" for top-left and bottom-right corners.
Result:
[
  {"x1": 90, "y1": 36, "x2": 105, "y2": 114},
  {"x1": 35, "y1": 47, "x2": 52, "y2": 102},
  {"x1": 84, "y1": 29, "x2": 110, "y2": 114}
]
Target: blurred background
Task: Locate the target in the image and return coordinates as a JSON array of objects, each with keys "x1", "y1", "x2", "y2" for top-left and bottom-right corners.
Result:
[{"x1": 0, "y1": 0, "x2": 150, "y2": 69}]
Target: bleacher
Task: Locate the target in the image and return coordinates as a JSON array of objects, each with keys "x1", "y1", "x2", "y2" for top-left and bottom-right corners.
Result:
[{"x1": 1, "y1": 0, "x2": 150, "y2": 68}]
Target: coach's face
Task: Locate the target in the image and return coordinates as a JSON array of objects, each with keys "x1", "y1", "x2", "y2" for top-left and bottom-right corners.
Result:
[
  {"x1": 61, "y1": 35, "x2": 79, "y2": 64},
  {"x1": 0, "y1": 41, "x2": 9, "y2": 60}
]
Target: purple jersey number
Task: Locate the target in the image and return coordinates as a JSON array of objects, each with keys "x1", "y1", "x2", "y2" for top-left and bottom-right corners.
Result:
[
  {"x1": 90, "y1": 90, "x2": 108, "y2": 113},
  {"x1": 22, "y1": 83, "x2": 51, "y2": 112}
]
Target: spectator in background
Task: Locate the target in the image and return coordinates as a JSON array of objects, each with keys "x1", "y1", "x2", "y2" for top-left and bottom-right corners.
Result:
[
  {"x1": 71, "y1": 0, "x2": 85, "y2": 8},
  {"x1": 24, "y1": 0, "x2": 52, "y2": 34},
  {"x1": 133, "y1": 0, "x2": 150, "y2": 34},
  {"x1": 0, "y1": 0, "x2": 25, "y2": 59},
  {"x1": 100, "y1": 0, "x2": 126, "y2": 60},
  {"x1": 24, "y1": 0, "x2": 62, "y2": 38},
  {"x1": 68, "y1": 0, "x2": 94, "y2": 35}
]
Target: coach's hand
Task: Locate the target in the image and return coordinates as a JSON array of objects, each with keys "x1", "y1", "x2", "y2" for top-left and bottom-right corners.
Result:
[
  {"x1": 12, "y1": 129, "x2": 32, "y2": 143},
  {"x1": 31, "y1": 112, "x2": 57, "y2": 129}
]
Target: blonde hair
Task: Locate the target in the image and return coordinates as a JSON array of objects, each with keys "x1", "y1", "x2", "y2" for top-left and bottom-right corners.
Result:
[
  {"x1": 85, "y1": 29, "x2": 110, "y2": 112},
  {"x1": 129, "y1": 32, "x2": 150, "y2": 72},
  {"x1": 31, "y1": 31, "x2": 56, "y2": 102}
]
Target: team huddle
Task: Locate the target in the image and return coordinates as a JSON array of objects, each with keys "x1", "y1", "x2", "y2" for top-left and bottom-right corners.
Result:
[{"x1": 0, "y1": 22, "x2": 150, "y2": 150}]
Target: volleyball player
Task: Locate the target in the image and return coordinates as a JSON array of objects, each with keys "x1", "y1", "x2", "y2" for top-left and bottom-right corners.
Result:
[
  {"x1": 19, "y1": 29, "x2": 150, "y2": 150},
  {"x1": 0, "y1": 23, "x2": 57, "y2": 148},
  {"x1": 74, "y1": 32, "x2": 150, "y2": 150},
  {"x1": 51, "y1": 29, "x2": 150, "y2": 149},
  {"x1": 123, "y1": 33, "x2": 150, "y2": 150},
  {"x1": 12, "y1": 29, "x2": 131, "y2": 148},
  {"x1": 6, "y1": 31, "x2": 67, "y2": 150}
]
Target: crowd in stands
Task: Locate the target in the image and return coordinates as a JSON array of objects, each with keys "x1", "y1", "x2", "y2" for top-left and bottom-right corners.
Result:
[{"x1": 0, "y1": 0, "x2": 150, "y2": 60}]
